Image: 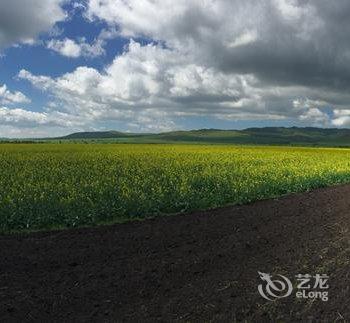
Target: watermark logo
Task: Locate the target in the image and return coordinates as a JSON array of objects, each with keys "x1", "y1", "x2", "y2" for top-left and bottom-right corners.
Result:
[
  {"x1": 258, "y1": 272, "x2": 293, "y2": 301},
  {"x1": 258, "y1": 272, "x2": 329, "y2": 302}
]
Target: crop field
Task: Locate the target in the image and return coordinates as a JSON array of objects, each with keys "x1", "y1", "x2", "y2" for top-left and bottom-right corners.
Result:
[{"x1": 2, "y1": 143, "x2": 350, "y2": 232}]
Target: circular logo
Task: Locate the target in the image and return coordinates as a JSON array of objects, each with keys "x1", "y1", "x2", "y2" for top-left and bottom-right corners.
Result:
[{"x1": 258, "y1": 271, "x2": 293, "y2": 301}]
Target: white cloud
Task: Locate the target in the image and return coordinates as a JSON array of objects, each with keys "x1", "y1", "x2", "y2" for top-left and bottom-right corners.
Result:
[
  {"x1": 0, "y1": 106, "x2": 83, "y2": 127},
  {"x1": 47, "y1": 37, "x2": 106, "y2": 58},
  {"x1": 46, "y1": 27, "x2": 119, "y2": 58},
  {"x1": 226, "y1": 30, "x2": 258, "y2": 49},
  {"x1": 0, "y1": 107, "x2": 48, "y2": 125},
  {"x1": 18, "y1": 69, "x2": 55, "y2": 91},
  {"x1": 292, "y1": 98, "x2": 330, "y2": 112},
  {"x1": 0, "y1": 0, "x2": 66, "y2": 48},
  {"x1": 332, "y1": 110, "x2": 350, "y2": 127},
  {"x1": 274, "y1": 0, "x2": 306, "y2": 21},
  {"x1": 0, "y1": 84, "x2": 30, "y2": 105},
  {"x1": 292, "y1": 98, "x2": 328, "y2": 124},
  {"x1": 299, "y1": 108, "x2": 329, "y2": 126},
  {"x1": 47, "y1": 38, "x2": 82, "y2": 58},
  {"x1": 0, "y1": 105, "x2": 87, "y2": 138}
]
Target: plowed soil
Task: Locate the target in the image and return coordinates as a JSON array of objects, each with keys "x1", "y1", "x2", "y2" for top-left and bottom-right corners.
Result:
[{"x1": 2, "y1": 185, "x2": 350, "y2": 322}]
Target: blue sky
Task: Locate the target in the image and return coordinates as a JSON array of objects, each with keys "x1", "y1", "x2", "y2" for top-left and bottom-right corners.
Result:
[{"x1": 0, "y1": 0, "x2": 349, "y2": 137}]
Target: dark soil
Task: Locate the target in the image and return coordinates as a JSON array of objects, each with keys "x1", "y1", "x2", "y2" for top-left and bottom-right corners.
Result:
[{"x1": 1, "y1": 185, "x2": 350, "y2": 322}]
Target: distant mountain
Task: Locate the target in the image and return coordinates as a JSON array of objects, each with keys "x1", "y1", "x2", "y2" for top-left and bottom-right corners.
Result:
[
  {"x1": 51, "y1": 127, "x2": 350, "y2": 147},
  {"x1": 58, "y1": 131, "x2": 140, "y2": 140}
]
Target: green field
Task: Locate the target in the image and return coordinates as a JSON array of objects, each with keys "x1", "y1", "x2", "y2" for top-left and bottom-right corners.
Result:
[{"x1": 2, "y1": 143, "x2": 350, "y2": 232}]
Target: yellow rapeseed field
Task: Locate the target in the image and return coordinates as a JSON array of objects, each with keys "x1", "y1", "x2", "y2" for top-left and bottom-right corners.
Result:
[{"x1": 1, "y1": 143, "x2": 350, "y2": 232}]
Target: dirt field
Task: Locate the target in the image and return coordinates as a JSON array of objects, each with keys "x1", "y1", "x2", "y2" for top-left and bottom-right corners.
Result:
[{"x1": 1, "y1": 185, "x2": 350, "y2": 322}]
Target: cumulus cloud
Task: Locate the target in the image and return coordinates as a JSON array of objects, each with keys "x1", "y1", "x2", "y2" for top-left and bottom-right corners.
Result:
[
  {"x1": 86, "y1": 0, "x2": 349, "y2": 89},
  {"x1": 19, "y1": 38, "x2": 347, "y2": 131},
  {"x1": 84, "y1": 0, "x2": 350, "y2": 127},
  {"x1": 47, "y1": 38, "x2": 82, "y2": 58},
  {"x1": 20, "y1": 40, "x2": 279, "y2": 131},
  {"x1": 47, "y1": 37, "x2": 105, "y2": 58},
  {"x1": 46, "y1": 27, "x2": 119, "y2": 58},
  {"x1": 0, "y1": 84, "x2": 30, "y2": 105},
  {"x1": 0, "y1": 0, "x2": 66, "y2": 48},
  {"x1": 8, "y1": 0, "x2": 350, "y2": 135}
]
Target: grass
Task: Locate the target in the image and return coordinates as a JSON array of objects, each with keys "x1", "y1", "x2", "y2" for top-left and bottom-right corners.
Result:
[{"x1": 2, "y1": 143, "x2": 350, "y2": 233}]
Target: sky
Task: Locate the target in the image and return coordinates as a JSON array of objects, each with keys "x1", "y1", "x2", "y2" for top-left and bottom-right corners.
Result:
[{"x1": 1, "y1": 0, "x2": 350, "y2": 137}]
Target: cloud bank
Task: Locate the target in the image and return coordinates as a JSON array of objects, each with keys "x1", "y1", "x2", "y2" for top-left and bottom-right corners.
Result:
[
  {"x1": 0, "y1": 0, "x2": 66, "y2": 48},
  {"x1": 4, "y1": 0, "x2": 350, "y2": 135}
]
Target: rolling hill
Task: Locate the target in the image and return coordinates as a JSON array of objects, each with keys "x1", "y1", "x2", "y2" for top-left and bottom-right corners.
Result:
[{"x1": 54, "y1": 127, "x2": 350, "y2": 147}]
